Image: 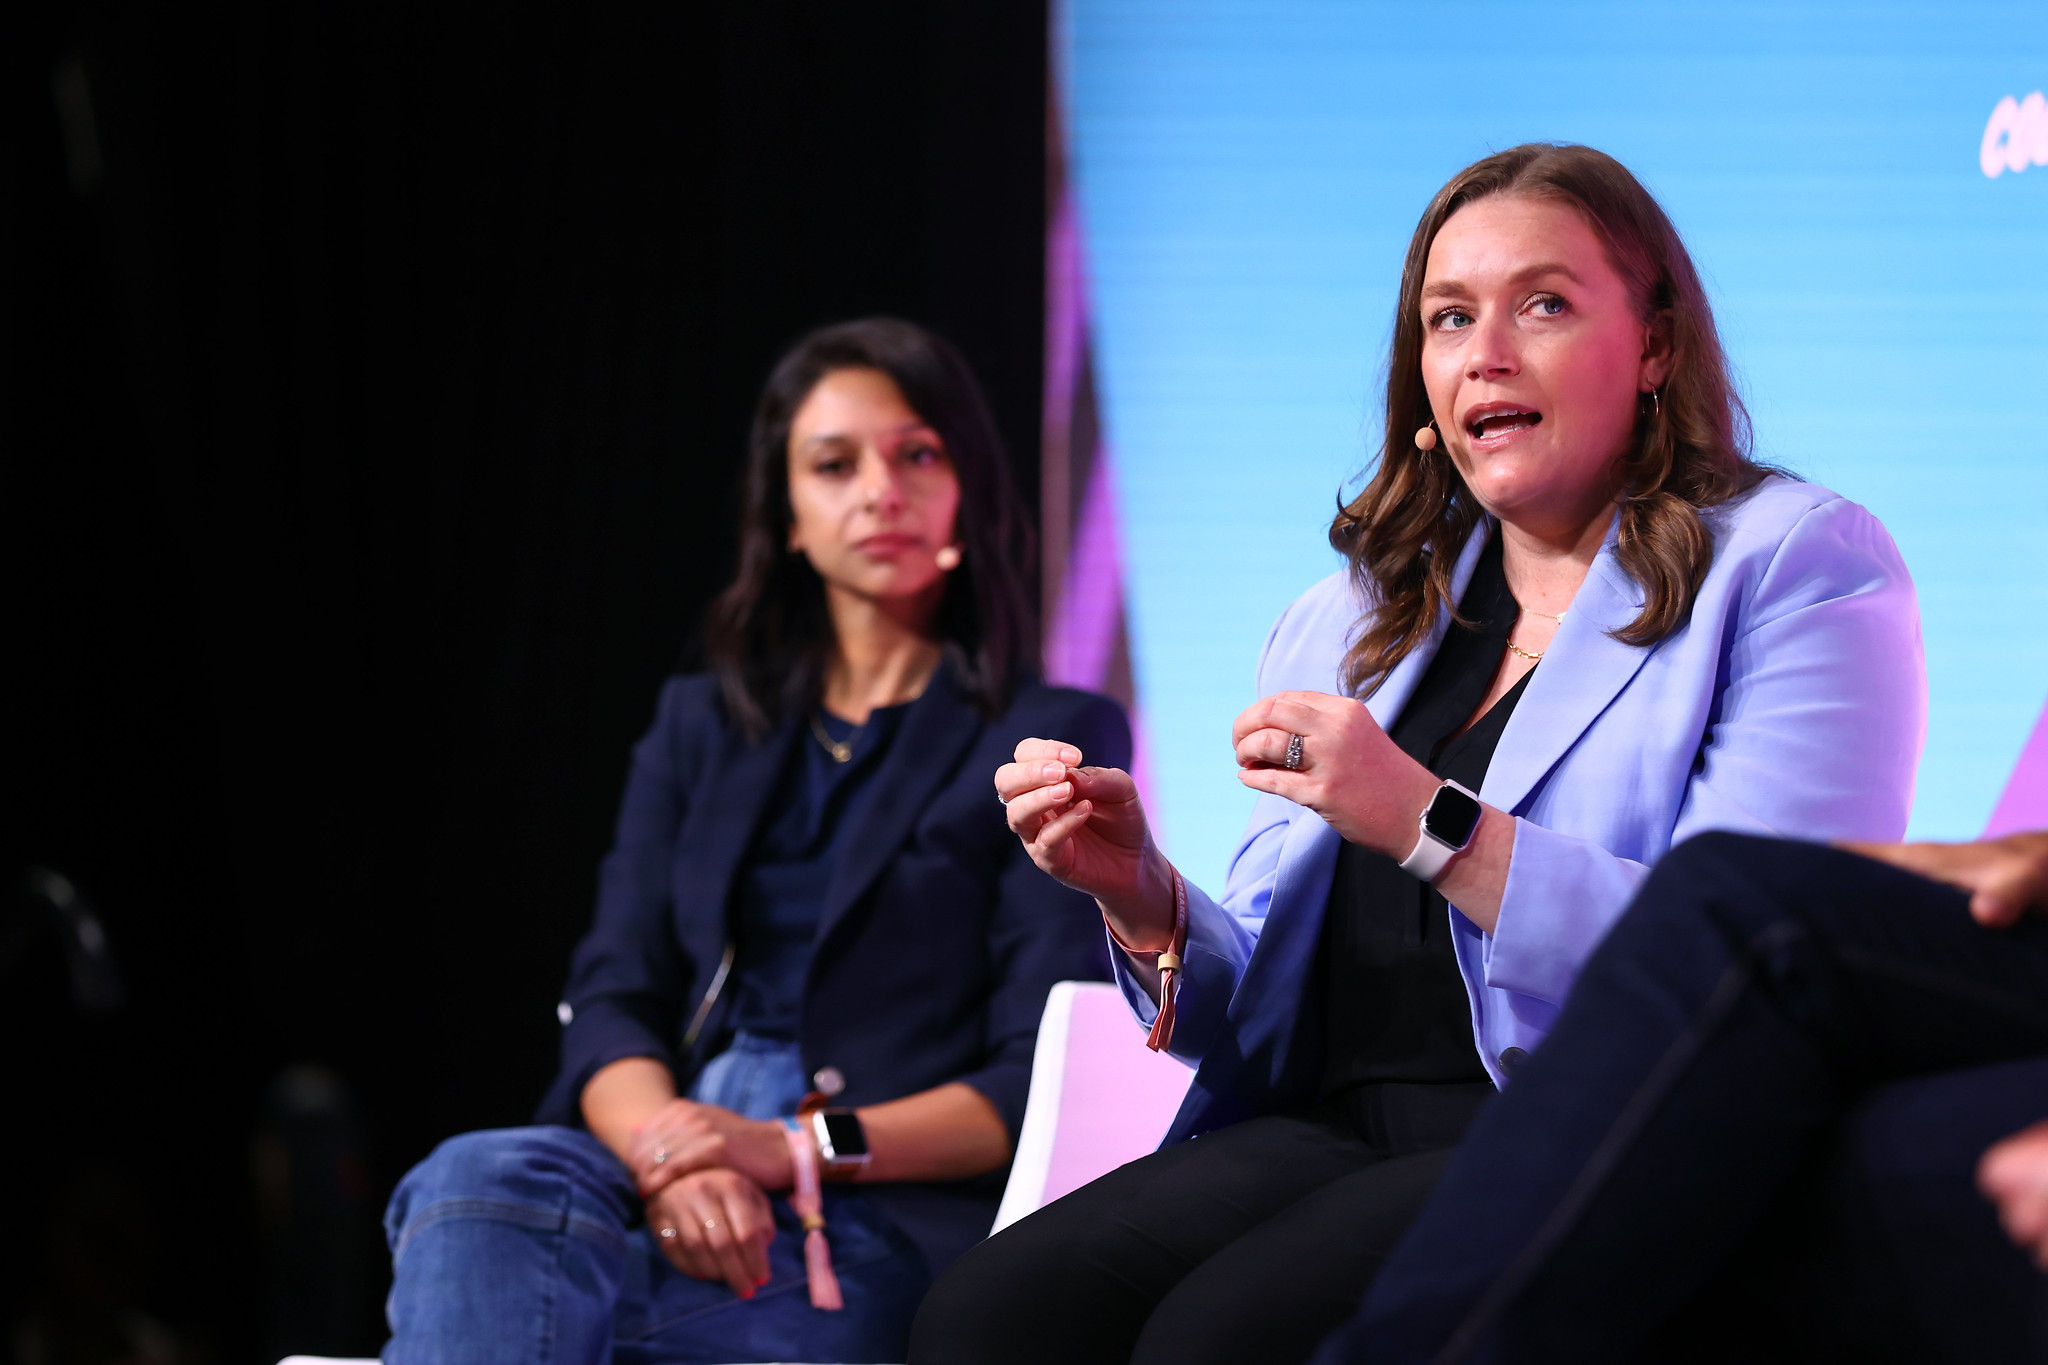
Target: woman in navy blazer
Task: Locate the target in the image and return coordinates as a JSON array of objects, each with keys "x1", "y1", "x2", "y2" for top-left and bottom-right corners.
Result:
[
  {"x1": 914, "y1": 147, "x2": 1924, "y2": 1364},
  {"x1": 382, "y1": 319, "x2": 1129, "y2": 1365}
]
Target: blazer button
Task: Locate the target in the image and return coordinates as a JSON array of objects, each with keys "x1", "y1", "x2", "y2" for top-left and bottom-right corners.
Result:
[
  {"x1": 1498, "y1": 1047, "x2": 1529, "y2": 1074},
  {"x1": 812, "y1": 1066, "x2": 846, "y2": 1098}
]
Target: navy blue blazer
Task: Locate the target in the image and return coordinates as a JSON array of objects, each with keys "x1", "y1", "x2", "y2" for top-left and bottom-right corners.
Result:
[{"x1": 535, "y1": 660, "x2": 1130, "y2": 1272}]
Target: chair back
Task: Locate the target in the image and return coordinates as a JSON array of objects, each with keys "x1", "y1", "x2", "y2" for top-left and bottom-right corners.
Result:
[{"x1": 992, "y1": 980, "x2": 1195, "y2": 1233}]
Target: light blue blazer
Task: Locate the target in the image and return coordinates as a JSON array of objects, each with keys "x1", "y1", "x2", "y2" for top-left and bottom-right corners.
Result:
[{"x1": 1117, "y1": 476, "x2": 1925, "y2": 1145}]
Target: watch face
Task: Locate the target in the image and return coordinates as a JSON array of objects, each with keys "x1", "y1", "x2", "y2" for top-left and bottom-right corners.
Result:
[
  {"x1": 817, "y1": 1109, "x2": 869, "y2": 1160},
  {"x1": 1425, "y1": 784, "x2": 1483, "y2": 849}
]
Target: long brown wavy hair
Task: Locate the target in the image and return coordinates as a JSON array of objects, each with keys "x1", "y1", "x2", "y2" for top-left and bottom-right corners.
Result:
[{"x1": 1333, "y1": 143, "x2": 1774, "y2": 698}]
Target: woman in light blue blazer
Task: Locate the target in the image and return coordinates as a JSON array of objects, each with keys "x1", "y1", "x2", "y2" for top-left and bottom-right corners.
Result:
[{"x1": 910, "y1": 145, "x2": 1925, "y2": 1365}]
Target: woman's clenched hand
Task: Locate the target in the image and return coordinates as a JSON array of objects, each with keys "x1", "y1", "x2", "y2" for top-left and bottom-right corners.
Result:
[
  {"x1": 628, "y1": 1098, "x2": 794, "y2": 1199},
  {"x1": 645, "y1": 1168, "x2": 777, "y2": 1297}
]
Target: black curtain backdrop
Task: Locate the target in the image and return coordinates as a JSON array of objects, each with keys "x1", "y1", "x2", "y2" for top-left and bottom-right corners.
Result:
[{"x1": 4, "y1": 4, "x2": 1046, "y2": 1358}]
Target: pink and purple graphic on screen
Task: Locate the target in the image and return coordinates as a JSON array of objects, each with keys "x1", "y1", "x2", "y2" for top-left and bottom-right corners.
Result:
[
  {"x1": 1040, "y1": 117, "x2": 1154, "y2": 805},
  {"x1": 1041, "y1": 192, "x2": 1126, "y2": 700},
  {"x1": 1986, "y1": 700, "x2": 2048, "y2": 837}
]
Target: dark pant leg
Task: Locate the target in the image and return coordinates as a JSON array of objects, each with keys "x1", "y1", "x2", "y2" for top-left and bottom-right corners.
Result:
[
  {"x1": 1662, "y1": 1055, "x2": 2048, "y2": 1365},
  {"x1": 1833, "y1": 1058, "x2": 2048, "y2": 1362},
  {"x1": 1130, "y1": 1146, "x2": 1459, "y2": 1365},
  {"x1": 908, "y1": 1109, "x2": 1379, "y2": 1365},
  {"x1": 1319, "y1": 832, "x2": 2048, "y2": 1365}
]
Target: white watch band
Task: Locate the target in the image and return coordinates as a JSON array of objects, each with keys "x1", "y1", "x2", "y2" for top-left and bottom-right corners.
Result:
[
  {"x1": 1396, "y1": 779, "x2": 1481, "y2": 883},
  {"x1": 1397, "y1": 828, "x2": 1459, "y2": 882}
]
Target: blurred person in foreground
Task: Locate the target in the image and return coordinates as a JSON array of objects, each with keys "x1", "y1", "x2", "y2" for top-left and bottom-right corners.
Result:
[
  {"x1": 911, "y1": 143, "x2": 1925, "y2": 1365},
  {"x1": 379, "y1": 318, "x2": 1129, "y2": 1364},
  {"x1": 1315, "y1": 826, "x2": 2048, "y2": 1364}
]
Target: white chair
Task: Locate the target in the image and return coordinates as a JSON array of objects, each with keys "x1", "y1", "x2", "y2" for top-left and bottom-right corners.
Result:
[
  {"x1": 992, "y1": 978, "x2": 1194, "y2": 1232},
  {"x1": 280, "y1": 979, "x2": 1189, "y2": 1363}
]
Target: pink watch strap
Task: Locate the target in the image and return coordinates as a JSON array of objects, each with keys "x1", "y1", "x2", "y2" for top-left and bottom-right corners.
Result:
[{"x1": 781, "y1": 1119, "x2": 843, "y2": 1311}]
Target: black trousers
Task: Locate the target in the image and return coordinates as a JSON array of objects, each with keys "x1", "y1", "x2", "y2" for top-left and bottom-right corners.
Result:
[
  {"x1": 909, "y1": 1082, "x2": 1492, "y2": 1365},
  {"x1": 1316, "y1": 832, "x2": 2048, "y2": 1365}
]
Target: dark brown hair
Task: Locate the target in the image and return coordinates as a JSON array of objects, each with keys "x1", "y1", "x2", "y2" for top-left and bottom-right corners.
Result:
[
  {"x1": 706, "y1": 317, "x2": 1037, "y2": 736},
  {"x1": 1333, "y1": 143, "x2": 1773, "y2": 697}
]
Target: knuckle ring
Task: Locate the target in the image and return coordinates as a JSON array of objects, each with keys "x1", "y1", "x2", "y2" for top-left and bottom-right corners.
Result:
[
  {"x1": 1283, "y1": 733, "x2": 1305, "y2": 771},
  {"x1": 658, "y1": 1226, "x2": 677, "y2": 1239}
]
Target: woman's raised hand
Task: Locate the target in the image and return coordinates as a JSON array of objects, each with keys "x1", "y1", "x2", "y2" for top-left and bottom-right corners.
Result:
[
  {"x1": 1232, "y1": 690, "x2": 1439, "y2": 858},
  {"x1": 996, "y1": 738, "x2": 1175, "y2": 949}
]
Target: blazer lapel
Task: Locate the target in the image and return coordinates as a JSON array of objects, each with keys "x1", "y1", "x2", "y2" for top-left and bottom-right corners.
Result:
[
  {"x1": 814, "y1": 663, "x2": 981, "y2": 950},
  {"x1": 1360, "y1": 523, "x2": 1493, "y2": 729},
  {"x1": 1212, "y1": 524, "x2": 1495, "y2": 1096},
  {"x1": 671, "y1": 714, "x2": 800, "y2": 968},
  {"x1": 1481, "y1": 522, "x2": 1656, "y2": 816}
]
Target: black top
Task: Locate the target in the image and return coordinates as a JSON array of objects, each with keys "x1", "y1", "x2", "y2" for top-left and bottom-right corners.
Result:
[
  {"x1": 728, "y1": 701, "x2": 910, "y2": 1040},
  {"x1": 1318, "y1": 531, "x2": 1532, "y2": 1098}
]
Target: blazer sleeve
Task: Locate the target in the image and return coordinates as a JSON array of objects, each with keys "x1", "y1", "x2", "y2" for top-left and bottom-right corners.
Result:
[
  {"x1": 549, "y1": 678, "x2": 708, "y2": 1114},
  {"x1": 1483, "y1": 495, "x2": 1926, "y2": 1005},
  {"x1": 951, "y1": 691, "x2": 1134, "y2": 1141},
  {"x1": 1110, "y1": 604, "x2": 1301, "y2": 1064}
]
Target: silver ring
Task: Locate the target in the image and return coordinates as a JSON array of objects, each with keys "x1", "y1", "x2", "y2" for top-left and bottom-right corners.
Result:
[
  {"x1": 658, "y1": 1226, "x2": 678, "y2": 1240},
  {"x1": 997, "y1": 791, "x2": 1010, "y2": 807},
  {"x1": 1283, "y1": 733, "x2": 1305, "y2": 771},
  {"x1": 703, "y1": 1217, "x2": 722, "y2": 1231},
  {"x1": 652, "y1": 1146, "x2": 668, "y2": 1165}
]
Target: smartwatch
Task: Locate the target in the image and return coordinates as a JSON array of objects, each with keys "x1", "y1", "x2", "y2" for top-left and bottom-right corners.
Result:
[
  {"x1": 1396, "y1": 779, "x2": 1483, "y2": 883},
  {"x1": 811, "y1": 1107, "x2": 872, "y2": 1176}
]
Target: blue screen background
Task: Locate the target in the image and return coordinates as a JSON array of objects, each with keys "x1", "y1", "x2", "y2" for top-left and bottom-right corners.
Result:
[{"x1": 1063, "y1": 0, "x2": 2048, "y2": 890}]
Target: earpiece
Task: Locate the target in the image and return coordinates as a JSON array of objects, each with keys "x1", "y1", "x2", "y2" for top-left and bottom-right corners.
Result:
[
  {"x1": 935, "y1": 544, "x2": 963, "y2": 571},
  {"x1": 1414, "y1": 422, "x2": 1439, "y2": 452}
]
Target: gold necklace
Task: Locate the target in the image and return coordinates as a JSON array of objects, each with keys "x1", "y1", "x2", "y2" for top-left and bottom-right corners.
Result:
[
  {"x1": 1507, "y1": 604, "x2": 1563, "y2": 662},
  {"x1": 810, "y1": 713, "x2": 859, "y2": 763}
]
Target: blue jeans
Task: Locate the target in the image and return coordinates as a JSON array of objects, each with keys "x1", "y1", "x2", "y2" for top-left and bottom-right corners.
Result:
[{"x1": 383, "y1": 1036, "x2": 930, "y2": 1363}]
